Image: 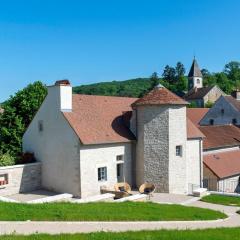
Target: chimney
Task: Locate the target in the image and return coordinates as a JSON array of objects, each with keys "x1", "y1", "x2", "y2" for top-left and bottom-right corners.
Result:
[
  {"x1": 232, "y1": 90, "x2": 240, "y2": 101},
  {"x1": 49, "y1": 80, "x2": 72, "y2": 112}
]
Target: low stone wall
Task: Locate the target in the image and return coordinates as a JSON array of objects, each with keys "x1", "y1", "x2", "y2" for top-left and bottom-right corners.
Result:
[{"x1": 0, "y1": 162, "x2": 41, "y2": 196}]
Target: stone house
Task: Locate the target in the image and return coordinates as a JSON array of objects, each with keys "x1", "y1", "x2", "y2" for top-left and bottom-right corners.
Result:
[
  {"x1": 187, "y1": 111, "x2": 240, "y2": 193},
  {"x1": 184, "y1": 58, "x2": 225, "y2": 107},
  {"x1": 200, "y1": 94, "x2": 240, "y2": 126},
  {"x1": 23, "y1": 80, "x2": 204, "y2": 198}
]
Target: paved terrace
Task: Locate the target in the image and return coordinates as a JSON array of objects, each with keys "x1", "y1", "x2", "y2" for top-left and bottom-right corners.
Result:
[{"x1": 0, "y1": 193, "x2": 240, "y2": 235}]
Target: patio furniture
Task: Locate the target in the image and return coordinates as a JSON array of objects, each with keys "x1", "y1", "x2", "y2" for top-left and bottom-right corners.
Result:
[{"x1": 139, "y1": 183, "x2": 155, "y2": 200}]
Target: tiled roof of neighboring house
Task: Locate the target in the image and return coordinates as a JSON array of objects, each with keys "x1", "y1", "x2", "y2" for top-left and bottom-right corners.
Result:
[
  {"x1": 187, "y1": 108, "x2": 209, "y2": 126},
  {"x1": 224, "y1": 96, "x2": 240, "y2": 111},
  {"x1": 187, "y1": 118, "x2": 205, "y2": 139},
  {"x1": 184, "y1": 86, "x2": 215, "y2": 100},
  {"x1": 188, "y1": 59, "x2": 203, "y2": 78},
  {"x1": 63, "y1": 92, "x2": 200, "y2": 145},
  {"x1": 132, "y1": 84, "x2": 188, "y2": 107},
  {"x1": 199, "y1": 125, "x2": 240, "y2": 150},
  {"x1": 204, "y1": 149, "x2": 240, "y2": 178},
  {"x1": 63, "y1": 94, "x2": 137, "y2": 145}
]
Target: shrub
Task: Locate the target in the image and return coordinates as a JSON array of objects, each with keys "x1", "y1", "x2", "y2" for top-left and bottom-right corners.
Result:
[
  {"x1": 17, "y1": 152, "x2": 36, "y2": 164},
  {"x1": 0, "y1": 152, "x2": 15, "y2": 167}
]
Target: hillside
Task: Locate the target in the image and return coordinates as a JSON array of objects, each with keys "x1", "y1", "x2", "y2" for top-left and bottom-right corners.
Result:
[{"x1": 73, "y1": 78, "x2": 153, "y2": 98}]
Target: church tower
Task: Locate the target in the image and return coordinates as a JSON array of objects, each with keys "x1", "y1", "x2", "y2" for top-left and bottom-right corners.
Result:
[{"x1": 188, "y1": 58, "x2": 203, "y2": 90}]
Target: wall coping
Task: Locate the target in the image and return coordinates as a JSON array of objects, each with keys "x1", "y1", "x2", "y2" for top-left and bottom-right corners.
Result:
[{"x1": 0, "y1": 162, "x2": 41, "y2": 171}]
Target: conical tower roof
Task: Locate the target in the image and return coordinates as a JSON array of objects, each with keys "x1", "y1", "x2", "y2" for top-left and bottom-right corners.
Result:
[
  {"x1": 132, "y1": 85, "x2": 188, "y2": 107},
  {"x1": 188, "y1": 58, "x2": 203, "y2": 78}
]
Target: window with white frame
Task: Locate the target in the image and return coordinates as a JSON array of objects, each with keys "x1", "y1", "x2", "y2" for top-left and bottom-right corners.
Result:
[
  {"x1": 176, "y1": 145, "x2": 182, "y2": 157},
  {"x1": 98, "y1": 167, "x2": 107, "y2": 181},
  {"x1": 116, "y1": 155, "x2": 124, "y2": 161}
]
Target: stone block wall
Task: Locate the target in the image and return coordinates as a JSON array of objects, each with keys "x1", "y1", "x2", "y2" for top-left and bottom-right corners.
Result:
[{"x1": 0, "y1": 162, "x2": 41, "y2": 196}]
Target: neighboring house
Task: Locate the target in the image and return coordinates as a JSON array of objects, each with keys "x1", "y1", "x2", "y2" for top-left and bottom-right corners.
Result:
[
  {"x1": 200, "y1": 94, "x2": 240, "y2": 126},
  {"x1": 188, "y1": 109, "x2": 240, "y2": 194},
  {"x1": 23, "y1": 80, "x2": 204, "y2": 198},
  {"x1": 0, "y1": 106, "x2": 3, "y2": 114},
  {"x1": 184, "y1": 58, "x2": 225, "y2": 107}
]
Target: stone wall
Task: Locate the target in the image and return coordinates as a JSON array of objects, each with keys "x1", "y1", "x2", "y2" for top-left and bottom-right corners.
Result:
[
  {"x1": 0, "y1": 162, "x2": 41, "y2": 196},
  {"x1": 135, "y1": 105, "x2": 169, "y2": 192}
]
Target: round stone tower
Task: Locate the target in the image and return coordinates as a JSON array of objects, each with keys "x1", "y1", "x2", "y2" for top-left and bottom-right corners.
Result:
[{"x1": 132, "y1": 84, "x2": 189, "y2": 194}]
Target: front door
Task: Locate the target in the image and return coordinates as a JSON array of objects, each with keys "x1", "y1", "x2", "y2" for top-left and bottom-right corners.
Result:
[{"x1": 117, "y1": 163, "x2": 124, "y2": 182}]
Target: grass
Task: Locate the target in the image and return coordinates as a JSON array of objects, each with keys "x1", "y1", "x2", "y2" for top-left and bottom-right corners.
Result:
[
  {"x1": 2, "y1": 228, "x2": 240, "y2": 240},
  {"x1": 201, "y1": 194, "x2": 240, "y2": 206},
  {"x1": 0, "y1": 201, "x2": 226, "y2": 221}
]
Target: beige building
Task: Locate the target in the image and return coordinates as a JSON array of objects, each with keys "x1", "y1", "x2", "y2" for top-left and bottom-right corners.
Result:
[
  {"x1": 23, "y1": 80, "x2": 204, "y2": 198},
  {"x1": 184, "y1": 58, "x2": 225, "y2": 107}
]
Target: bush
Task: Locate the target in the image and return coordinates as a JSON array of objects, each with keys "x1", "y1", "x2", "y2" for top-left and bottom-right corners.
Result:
[
  {"x1": 0, "y1": 152, "x2": 15, "y2": 167},
  {"x1": 17, "y1": 152, "x2": 36, "y2": 164}
]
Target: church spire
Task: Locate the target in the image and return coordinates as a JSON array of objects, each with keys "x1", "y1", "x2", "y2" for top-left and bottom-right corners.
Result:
[
  {"x1": 188, "y1": 58, "x2": 203, "y2": 90},
  {"x1": 188, "y1": 58, "x2": 203, "y2": 78}
]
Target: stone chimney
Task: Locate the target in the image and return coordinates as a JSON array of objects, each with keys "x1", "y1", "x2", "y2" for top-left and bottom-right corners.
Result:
[{"x1": 48, "y1": 80, "x2": 72, "y2": 112}]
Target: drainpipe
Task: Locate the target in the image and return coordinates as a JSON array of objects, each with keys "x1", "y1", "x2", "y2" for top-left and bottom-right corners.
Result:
[{"x1": 199, "y1": 139, "x2": 203, "y2": 187}]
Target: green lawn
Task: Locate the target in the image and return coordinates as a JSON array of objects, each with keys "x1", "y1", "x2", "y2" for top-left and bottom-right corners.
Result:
[
  {"x1": 201, "y1": 194, "x2": 240, "y2": 206},
  {"x1": 2, "y1": 228, "x2": 240, "y2": 240},
  {"x1": 0, "y1": 202, "x2": 226, "y2": 221}
]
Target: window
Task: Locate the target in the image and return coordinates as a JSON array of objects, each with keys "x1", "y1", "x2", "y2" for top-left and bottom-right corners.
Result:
[
  {"x1": 38, "y1": 120, "x2": 44, "y2": 132},
  {"x1": 116, "y1": 155, "x2": 124, "y2": 161},
  {"x1": 176, "y1": 146, "x2": 182, "y2": 157},
  {"x1": 98, "y1": 167, "x2": 107, "y2": 181},
  {"x1": 221, "y1": 109, "x2": 224, "y2": 114},
  {"x1": 197, "y1": 79, "x2": 200, "y2": 84},
  {"x1": 232, "y1": 118, "x2": 237, "y2": 125},
  {"x1": 209, "y1": 119, "x2": 214, "y2": 125}
]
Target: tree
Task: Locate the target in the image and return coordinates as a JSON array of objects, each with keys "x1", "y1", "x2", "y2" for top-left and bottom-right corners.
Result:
[
  {"x1": 149, "y1": 72, "x2": 159, "y2": 90},
  {"x1": 162, "y1": 65, "x2": 176, "y2": 84},
  {"x1": 224, "y1": 61, "x2": 240, "y2": 81},
  {"x1": 175, "y1": 62, "x2": 185, "y2": 78},
  {"x1": 0, "y1": 81, "x2": 47, "y2": 157}
]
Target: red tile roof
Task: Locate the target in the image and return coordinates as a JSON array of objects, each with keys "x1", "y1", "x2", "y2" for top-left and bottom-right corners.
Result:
[
  {"x1": 184, "y1": 86, "x2": 215, "y2": 100},
  {"x1": 187, "y1": 118, "x2": 205, "y2": 139},
  {"x1": 224, "y1": 96, "x2": 240, "y2": 111},
  {"x1": 63, "y1": 92, "x2": 201, "y2": 145},
  {"x1": 63, "y1": 94, "x2": 137, "y2": 145},
  {"x1": 187, "y1": 108, "x2": 209, "y2": 126},
  {"x1": 199, "y1": 125, "x2": 240, "y2": 150},
  {"x1": 132, "y1": 85, "x2": 188, "y2": 107},
  {"x1": 204, "y1": 149, "x2": 240, "y2": 178}
]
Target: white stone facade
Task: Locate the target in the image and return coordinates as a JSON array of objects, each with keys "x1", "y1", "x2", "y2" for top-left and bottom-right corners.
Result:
[
  {"x1": 80, "y1": 143, "x2": 132, "y2": 198},
  {"x1": 186, "y1": 139, "x2": 203, "y2": 191}
]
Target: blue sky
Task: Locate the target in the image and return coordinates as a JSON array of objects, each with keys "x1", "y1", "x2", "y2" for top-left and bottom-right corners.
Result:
[{"x1": 1, "y1": 0, "x2": 240, "y2": 102}]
